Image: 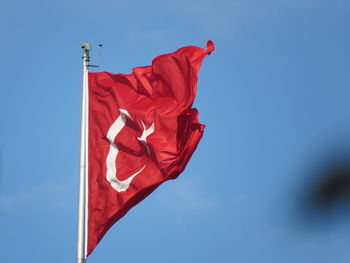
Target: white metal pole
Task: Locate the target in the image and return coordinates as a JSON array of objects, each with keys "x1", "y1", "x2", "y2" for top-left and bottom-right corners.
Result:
[{"x1": 77, "y1": 42, "x2": 90, "y2": 263}]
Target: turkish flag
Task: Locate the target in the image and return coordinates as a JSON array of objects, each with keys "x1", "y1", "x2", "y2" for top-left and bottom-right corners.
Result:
[{"x1": 87, "y1": 40, "x2": 214, "y2": 256}]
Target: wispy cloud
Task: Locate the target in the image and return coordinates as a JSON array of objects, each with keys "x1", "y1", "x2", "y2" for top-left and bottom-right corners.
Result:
[
  {"x1": 126, "y1": 0, "x2": 350, "y2": 39},
  {"x1": 156, "y1": 179, "x2": 216, "y2": 213},
  {"x1": 155, "y1": 177, "x2": 246, "y2": 214},
  {"x1": 0, "y1": 177, "x2": 76, "y2": 213},
  {"x1": 0, "y1": 148, "x2": 2, "y2": 189}
]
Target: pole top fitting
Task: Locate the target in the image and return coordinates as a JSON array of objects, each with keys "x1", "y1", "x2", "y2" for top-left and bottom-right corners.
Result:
[
  {"x1": 82, "y1": 42, "x2": 90, "y2": 51},
  {"x1": 82, "y1": 42, "x2": 90, "y2": 63}
]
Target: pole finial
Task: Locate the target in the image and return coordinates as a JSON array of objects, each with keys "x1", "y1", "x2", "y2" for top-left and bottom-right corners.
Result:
[
  {"x1": 82, "y1": 42, "x2": 90, "y2": 64},
  {"x1": 82, "y1": 42, "x2": 90, "y2": 51}
]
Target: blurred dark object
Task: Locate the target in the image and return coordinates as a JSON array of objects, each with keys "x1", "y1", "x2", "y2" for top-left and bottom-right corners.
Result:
[
  {"x1": 301, "y1": 147, "x2": 350, "y2": 219},
  {"x1": 311, "y1": 163, "x2": 350, "y2": 208},
  {"x1": 294, "y1": 147, "x2": 350, "y2": 230}
]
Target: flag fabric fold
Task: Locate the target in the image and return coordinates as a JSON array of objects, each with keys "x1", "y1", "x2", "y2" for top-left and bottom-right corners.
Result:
[{"x1": 87, "y1": 40, "x2": 214, "y2": 256}]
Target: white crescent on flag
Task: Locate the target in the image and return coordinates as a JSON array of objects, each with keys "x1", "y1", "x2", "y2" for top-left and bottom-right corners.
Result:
[{"x1": 105, "y1": 109, "x2": 154, "y2": 192}]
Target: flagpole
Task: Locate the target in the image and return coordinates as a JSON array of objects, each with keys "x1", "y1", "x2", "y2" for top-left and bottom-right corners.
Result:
[{"x1": 77, "y1": 42, "x2": 90, "y2": 263}]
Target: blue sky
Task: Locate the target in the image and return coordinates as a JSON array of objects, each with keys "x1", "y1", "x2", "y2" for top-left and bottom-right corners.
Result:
[{"x1": 1, "y1": 0, "x2": 350, "y2": 262}]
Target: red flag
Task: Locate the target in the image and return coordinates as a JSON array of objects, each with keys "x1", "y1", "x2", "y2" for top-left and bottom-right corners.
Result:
[{"x1": 87, "y1": 40, "x2": 214, "y2": 256}]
